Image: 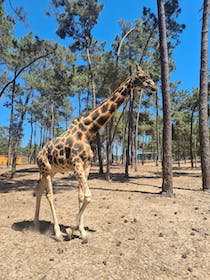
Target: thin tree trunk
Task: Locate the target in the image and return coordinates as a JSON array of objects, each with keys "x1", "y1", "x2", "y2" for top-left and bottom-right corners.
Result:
[
  {"x1": 155, "y1": 90, "x2": 160, "y2": 166},
  {"x1": 50, "y1": 100, "x2": 55, "y2": 139},
  {"x1": 177, "y1": 135, "x2": 180, "y2": 168},
  {"x1": 134, "y1": 91, "x2": 143, "y2": 172},
  {"x1": 10, "y1": 88, "x2": 32, "y2": 178},
  {"x1": 78, "y1": 92, "x2": 82, "y2": 116},
  {"x1": 125, "y1": 90, "x2": 134, "y2": 178},
  {"x1": 190, "y1": 108, "x2": 195, "y2": 168},
  {"x1": 141, "y1": 132, "x2": 145, "y2": 165},
  {"x1": 39, "y1": 127, "x2": 43, "y2": 148},
  {"x1": 131, "y1": 123, "x2": 135, "y2": 168},
  {"x1": 121, "y1": 121, "x2": 127, "y2": 165},
  {"x1": 199, "y1": 0, "x2": 210, "y2": 191},
  {"x1": 157, "y1": 0, "x2": 173, "y2": 196},
  {"x1": 33, "y1": 122, "x2": 37, "y2": 164},
  {"x1": 96, "y1": 132, "x2": 104, "y2": 174},
  {"x1": 86, "y1": 48, "x2": 96, "y2": 108},
  {"x1": 29, "y1": 115, "x2": 34, "y2": 164},
  {"x1": 11, "y1": 146, "x2": 17, "y2": 178},
  {"x1": 194, "y1": 136, "x2": 197, "y2": 168},
  {"x1": 86, "y1": 47, "x2": 103, "y2": 174},
  {"x1": 7, "y1": 71, "x2": 17, "y2": 167},
  {"x1": 106, "y1": 120, "x2": 113, "y2": 181}
]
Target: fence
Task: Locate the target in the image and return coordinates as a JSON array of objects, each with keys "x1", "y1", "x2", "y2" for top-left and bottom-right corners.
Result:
[{"x1": 0, "y1": 155, "x2": 28, "y2": 165}]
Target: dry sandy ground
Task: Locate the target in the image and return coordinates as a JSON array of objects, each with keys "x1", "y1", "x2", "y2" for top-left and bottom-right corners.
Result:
[{"x1": 0, "y1": 163, "x2": 209, "y2": 280}]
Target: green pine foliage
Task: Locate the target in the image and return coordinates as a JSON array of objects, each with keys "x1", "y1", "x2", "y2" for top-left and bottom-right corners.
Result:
[{"x1": 0, "y1": 0, "x2": 206, "y2": 178}]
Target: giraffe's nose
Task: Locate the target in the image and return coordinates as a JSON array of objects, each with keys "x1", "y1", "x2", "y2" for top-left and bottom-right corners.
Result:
[{"x1": 151, "y1": 84, "x2": 158, "y2": 91}]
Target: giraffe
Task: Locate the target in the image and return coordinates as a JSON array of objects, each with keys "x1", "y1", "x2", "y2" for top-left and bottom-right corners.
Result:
[{"x1": 34, "y1": 66, "x2": 158, "y2": 242}]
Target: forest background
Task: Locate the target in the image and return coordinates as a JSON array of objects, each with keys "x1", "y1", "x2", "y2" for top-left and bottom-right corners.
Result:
[
  {"x1": 0, "y1": 0, "x2": 209, "y2": 189},
  {"x1": 0, "y1": 0, "x2": 202, "y2": 145}
]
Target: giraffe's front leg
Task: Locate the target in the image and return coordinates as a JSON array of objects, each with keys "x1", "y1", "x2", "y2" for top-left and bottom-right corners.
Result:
[
  {"x1": 77, "y1": 187, "x2": 91, "y2": 243},
  {"x1": 45, "y1": 175, "x2": 64, "y2": 241},
  {"x1": 67, "y1": 161, "x2": 91, "y2": 243},
  {"x1": 78, "y1": 162, "x2": 92, "y2": 242}
]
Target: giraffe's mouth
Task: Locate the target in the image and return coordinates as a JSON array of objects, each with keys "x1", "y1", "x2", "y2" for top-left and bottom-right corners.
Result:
[{"x1": 151, "y1": 84, "x2": 158, "y2": 91}]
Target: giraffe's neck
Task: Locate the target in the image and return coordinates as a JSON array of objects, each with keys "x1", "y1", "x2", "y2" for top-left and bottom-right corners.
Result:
[{"x1": 80, "y1": 76, "x2": 133, "y2": 138}]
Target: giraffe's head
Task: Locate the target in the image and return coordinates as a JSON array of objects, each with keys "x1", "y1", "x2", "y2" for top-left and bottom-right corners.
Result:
[{"x1": 131, "y1": 65, "x2": 158, "y2": 91}]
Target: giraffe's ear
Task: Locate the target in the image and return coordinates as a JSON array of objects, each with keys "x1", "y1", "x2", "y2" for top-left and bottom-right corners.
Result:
[{"x1": 136, "y1": 65, "x2": 143, "y2": 72}]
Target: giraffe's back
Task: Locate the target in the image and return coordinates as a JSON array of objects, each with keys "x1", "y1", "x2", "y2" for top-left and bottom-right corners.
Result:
[{"x1": 37, "y1": 125, "x2": 94, "y2": 176}]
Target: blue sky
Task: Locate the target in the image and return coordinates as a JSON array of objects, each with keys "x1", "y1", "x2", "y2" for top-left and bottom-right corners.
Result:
[{"x1": 0, "y1": 0, "x2": 207, "y2": 146}]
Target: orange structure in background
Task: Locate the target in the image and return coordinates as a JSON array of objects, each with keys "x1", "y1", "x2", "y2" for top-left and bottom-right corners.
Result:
[{"x1": 0, "y1": 155, "x2": 28, "y2": 165}]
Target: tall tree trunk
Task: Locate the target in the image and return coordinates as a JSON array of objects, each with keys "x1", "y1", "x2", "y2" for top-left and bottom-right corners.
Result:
[
  {"x1": 125, "y1": 90, "x2": 134, "y2": 178},
  {"x1": 157, "y1": 0, "x2": 173, "y2": 196},
  {"x1": 155, "y1": 90, "x2": 160, "y2": 166},
  {"x1": 86, "y1": 48, "x2": 96, "y2": 108},
  {"x1": 194, "y1": 136, "x2": 197, "y2": 168},
  {"x1": 129, "y1": 91, "x2": 135, "y2": 170},
  {"x1": 39, "y1": 127, "x2": 43, "y2": 148},
  {"x1": 10, "y1": 88, "x2": 32, "y2": 178},
  {"x1": 141, "y1": 132, "x2": 145, "y2": 165},
  {"x1": 11, "y1": 149, "x2": 17, "y2": 178},
  {"x1": 190, "y1": 107, "x2": 195, "y2": 168},
  {"x1": 199, "y1": 0, "x2": 210, "y2": 191},
  {"x1": 33, "y1": 122, "x2": 37, "y2": 164},
  {"x1": 50, "y1": 100, "x2": 55, "y2": 139},
  {"x1": 106, "y1": 120, "x2": 113, "y2": 181},
  {"x1": 96, "y1": 132, "x2": 104, "y2": 174},
  {"x1": 86, "y1": 47, "x2": 103, "y2": 174},
  {"x1": 7, "y1": 71, "x2": 17, "y2": 167},
  {"x1": 121, "y1": 121, "x2": 127, "y2": 165},
  {"x1": 78, "y1": 92, "x2": 82, "y2": 116},
  {"x1": 28, "y1": 115, "x2": 34, "y2": 164},
  {"x1": 177, "y1": 134, "x2": 181, "y2": 168},
  {"x1": 134, "y1": 91, "x2": 143, "y2": 172}
]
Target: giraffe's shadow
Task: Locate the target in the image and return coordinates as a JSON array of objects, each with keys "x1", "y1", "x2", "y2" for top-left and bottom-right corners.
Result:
[
  {"x1": 11, "y1": 220, "x2": 96, "y2": 240},
  {"x1": 12, "y1": 220, "x2": 65, "y2": 235}
]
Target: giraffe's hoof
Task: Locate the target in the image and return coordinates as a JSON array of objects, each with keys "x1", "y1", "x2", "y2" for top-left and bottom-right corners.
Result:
[
  {"x1": 51, "y1": 233, "x2": 65, "y2": 242},
  {"x1": 51, "y1": 236, "x2": 63, "y2": 242},
  {"x1": 66, "y1": 227, "x2": 73, "y2": 236},
  {"x1": 65, "y1": 227, "x2": 79, "y2": 241},
  {"x1": 81, "y1": 238, "x2": 88, "y2": 245},
  {"x1": 65, "y1": 227, "x2": 74, "y2": 240}
]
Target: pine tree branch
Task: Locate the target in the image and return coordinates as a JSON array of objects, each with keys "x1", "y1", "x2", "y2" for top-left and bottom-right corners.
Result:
[{"x1": 0, "y1": 51, "x2": 52, "y2": 99}]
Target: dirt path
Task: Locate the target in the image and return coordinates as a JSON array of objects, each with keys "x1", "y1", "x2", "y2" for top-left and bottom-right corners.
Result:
[{"x1": 0, "y1": 163, "x2": 209, "y2": 280}]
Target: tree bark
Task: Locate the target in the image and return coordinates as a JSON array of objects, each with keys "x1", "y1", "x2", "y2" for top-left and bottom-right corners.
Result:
[
  {"x1": 96, "y1": 132, "x2": 104, "y2": 174},
  {"x1": 190, "y1": 107, "x2": 195, "y2": 168},
  {"x1": 121, "y1": 120, "x2": 127, "y2": 165},
  {"x1": 7, "y1": 72, "x2": 16, "y2": 167},
  {"x1": 10, "y1": 88, "x2": 32, "y2": 178},
  {"x1": 86, "y1": 47, "x2": 104, "y2": 174},
  {"x1": 28, "y1": 114, "x2": 34, "y2": 163},
  {"x1": 199, "y1": 0, "x2": 210, "y2": 190},
  {"x1": 155, "y1": 90, "x2": 160, "y2": 166},
  {"x1": 134, "y1": 91, "x2": 143, "y2": 172},
  {"x1": 33, "y1": 122, "x2": 37, "y2": 164},
  {"x1": 157, "y1": 0, "x2": 173, "y2": 196},
  {"x1": 50, "y1": 99, "x2": 55, "y2": 139},
  {"x1": 125, "y1": 90, "x2": 134, "y2": 178},
  {"x1": 106, "y1": 120, "x2": 113, "y2": 181}
]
